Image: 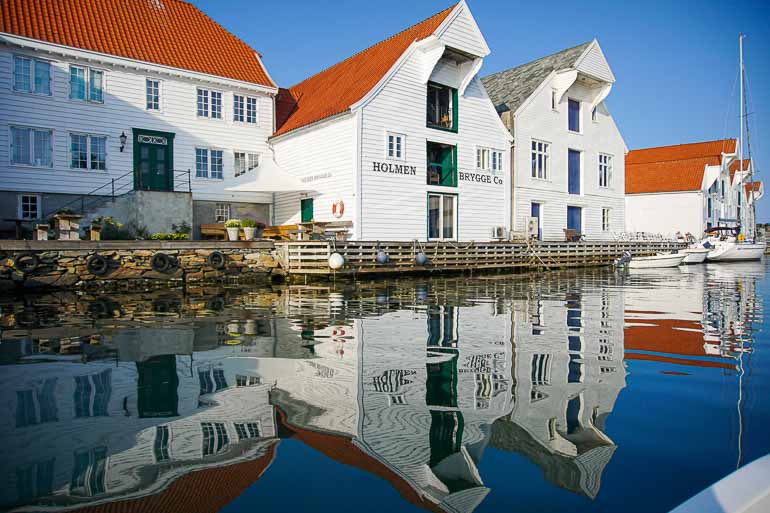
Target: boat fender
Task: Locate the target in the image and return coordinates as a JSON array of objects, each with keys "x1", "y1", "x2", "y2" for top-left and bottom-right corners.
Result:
[
  {"x1": 329, "y1": 252, "x2": 345, "y2": 270},
  {"x1": 207, "y1": 251, "x2": 227, "y2": 270},
  {"x1": 415, "y1": 252, "x2": 429, "y2": 266},
  {"x1": 13, "y1": 253, "x2": 39, "y2": 273},
  {"x1": 376, "y1": 250, "x2": 390, "y2": 265},
  {"x1": 150, "y1": 252, "x2": 173, "y2": 273},
  {"x1": 207, "y1": 297, "x2": 225, "y2": 312},
  {"x1": 86, "y1": 254, "x2": 110, "y2": 276}
]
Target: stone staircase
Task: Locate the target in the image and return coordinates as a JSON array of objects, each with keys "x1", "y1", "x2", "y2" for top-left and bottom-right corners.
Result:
[{"x1": 80, "y1": 190, "x2": 193, "y2": 235}]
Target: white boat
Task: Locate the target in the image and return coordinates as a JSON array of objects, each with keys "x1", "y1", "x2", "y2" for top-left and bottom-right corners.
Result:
[
  {"x1": 628, "y1": 253, "x2": 686, "y2": 269},
  {"x1": 682, "y1": 247, "x2": 709, "y2": 264},
  {"x1": 706, "y1": 240, "x2": 765, "y2": 262}
]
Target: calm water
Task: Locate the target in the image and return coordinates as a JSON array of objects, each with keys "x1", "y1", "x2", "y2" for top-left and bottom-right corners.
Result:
[{"x1": 1, "y1": 263, "x2": 768, "y2": 513}]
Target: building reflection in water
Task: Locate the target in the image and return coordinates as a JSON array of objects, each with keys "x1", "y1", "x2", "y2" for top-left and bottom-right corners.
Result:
[{"x1": 0, "y1": 263, "x2": 763, "y2": 513}]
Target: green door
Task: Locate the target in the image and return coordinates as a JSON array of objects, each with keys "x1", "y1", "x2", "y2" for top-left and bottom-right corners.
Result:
[
  {"x1": 133, "y1": 129, "x2": 175, "y2": 191},
  {"x1": 301, "y1": 198, "x2": 314, "y2": 222}
]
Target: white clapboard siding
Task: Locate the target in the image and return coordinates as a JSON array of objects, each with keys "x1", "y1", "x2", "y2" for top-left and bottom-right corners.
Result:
[
  {"x1": 0, "y1": 45, "x2": 273, "y2": 204},
  {"x1": 576, "y1": 42, "x2": 615, "y2": 83},
  {"x1": 514, "y1": 78, "x2": 626, "y2": 240},
  {"x1": 625, "y1": 191, "x2": 704, "y2": 237},
  {"x1": 436, "y1": 4, "x2": 490, "y2": 58},
  {"x1": 272, "y1": 115, "x2": 356, "y2": 226}
]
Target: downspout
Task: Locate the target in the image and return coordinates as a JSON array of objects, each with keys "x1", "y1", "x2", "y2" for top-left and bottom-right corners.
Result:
[{"x1": 354, "y1": 109, "x2": 363, "y2": 240}]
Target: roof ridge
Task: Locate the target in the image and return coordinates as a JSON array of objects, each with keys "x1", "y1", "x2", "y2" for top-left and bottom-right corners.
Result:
[
  {"x1": 629, "y1": 138, "x2": 736, "y2": 154},
  {"x1": 627, "y1": 155, "x2": 723, "y2": 165},
  {"x1": 484, "y1": 40, "x2": 592, "y2": 79},
  {"x1": 287, "y1": 3, "x2": 458, "y2": 90}
]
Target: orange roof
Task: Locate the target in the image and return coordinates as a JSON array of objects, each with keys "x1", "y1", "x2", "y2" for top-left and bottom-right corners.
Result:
[
  {"x1": 745, "y1": 181, "x2": 761, "y2": 197},
  {"x1": 273, "y1": 4, "x2": 457, "y2": 137},
  {"x1": 627, "y1": 139, "x2": 736, "y2": 165},
  {"x1": 625, "y1": 156, "x2": 719, "y2": 193},
  {"x1": 0, "y1": 0, "x2": 275, "y2": 87},
  {"x1": 730, "y1": 158, "x2": 751, "y2": 174}
]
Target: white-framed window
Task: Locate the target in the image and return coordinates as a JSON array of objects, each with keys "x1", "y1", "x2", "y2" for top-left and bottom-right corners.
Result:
[
  {"x1": 247, "y1": 97, "x2": 258, "y2": 124},
  {"x1": 10, "y1": 126, "x2": 53, "y2": 168},
  {"x1": 477, "y1": 147, "x2": 504, "y2": 172},
  {"x1": 13, "y1": 55, "x2": 51, "y2": 95},
  {"x1": 598, "y1": 153, "x2": 612, "y2": 188},
  {"x1": 70, "y1": 133, "x2": 107, "y2": 170},
  {"x1": 386, "y1": 132, "x2": 405, "y2": 160},
  {"x1": 568, "y1": 98, "x2": 580, "y2": 132},
  {"x1": 215, "y1": 203, "x2": 231, "y2": 223},
  {"x1": 197, "y1": 88, "x2": 222, "y2": 119},
  {"x1": 531, "y1": 139, "x2": 550, "y2": 179},
  {"x1": 234, "y1": 151, "x2": 259, "y2": 177},
  {"x1": 233, "y1": 422, "x2": 260, "y2": 440},
  {"x1": 233, "y1": 95, "x2": 245, "y2": 122},
  {"x1": 602, "y1": 207, "x2": 611, "y2": 232},
  {"x1": 550, "y1": 90, "x2": 557, "y2": 110},
  {"x1": 146, "y1": 79, "x2": 160, "y2": 110},
  {"x1": 18, "y1": 194, "x2": 41, "y2": 220},
  {"x1": 195, "y1": 148, "x2": 224, "y2": 179},
  {"x1": 427, "y1": 193, "x2": 457, "y2": 241},
  {"x1": 531, "y1": 353, "x2": 552, "y2": 386},
  {"x1": 201, "y1": 422, "x2": 229, "y2": 457},
  {"x1": 69, "y1": 65, "x2": 104, "y2": 103}
]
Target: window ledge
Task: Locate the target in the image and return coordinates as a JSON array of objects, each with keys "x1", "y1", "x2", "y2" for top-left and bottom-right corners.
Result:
[
  {"x1": 567, "y1": 130, "x2": 583, "y2": 135},
  {"x1": 427, "y1": 124, "x2": 458, "y2": 134}
]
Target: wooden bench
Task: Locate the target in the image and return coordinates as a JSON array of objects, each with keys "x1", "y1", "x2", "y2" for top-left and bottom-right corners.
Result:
[
  {"x1": 563, "y1": 229, "x2": 583, "y2": 242},
  {"x1": 200, "y1": 223, "x2": 227, "y2": 240}
]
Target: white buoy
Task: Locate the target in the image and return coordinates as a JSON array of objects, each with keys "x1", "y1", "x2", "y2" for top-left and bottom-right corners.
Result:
[{"x1": 328, "y1": 252, "x2": 345, "y2": 270}]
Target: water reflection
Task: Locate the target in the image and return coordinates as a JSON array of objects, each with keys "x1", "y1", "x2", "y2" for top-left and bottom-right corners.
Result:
[{"x1": 0, "y1": 262, "x2": 765, "y2": 513}]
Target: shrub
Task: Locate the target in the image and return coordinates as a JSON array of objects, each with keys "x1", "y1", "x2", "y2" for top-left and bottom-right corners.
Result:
[
  {"x1": 150, "y1": 233, "x2": 189, "y2": 240},
  {"x1": 241, "y1": 218, "x2": 257, "y2": 228},
  {"x1": 172, "y1": 221, "x2": 191, "y2": 235},
  {"x1": 224, "y1": 219, "x2": 241, "y2": 228}
]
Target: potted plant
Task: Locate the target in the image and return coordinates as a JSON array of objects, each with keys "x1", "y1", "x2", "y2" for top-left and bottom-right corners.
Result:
[
  {"x1": 241, "y1": 218, "x2": 257, "y2": 241},
  {"x1": 224, "y1": 219, "x2": 241, "y2": 241}
]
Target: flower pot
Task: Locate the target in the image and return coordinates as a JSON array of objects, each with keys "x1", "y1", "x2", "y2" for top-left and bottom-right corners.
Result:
[
  {"x1": 243, "y1": 227, "x2": 256, "y2": 241},
  {"x1": 226, "y1": 227, "x2": 240, "y2": 241}
]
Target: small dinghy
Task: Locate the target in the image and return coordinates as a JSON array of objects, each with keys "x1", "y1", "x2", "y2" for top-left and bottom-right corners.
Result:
[
  {"x1": 682, "y1": 248, "x2": 710, "y2": 264},
  {"x1": 628, "y1": 252, "x2": 685, "y2": 269}
]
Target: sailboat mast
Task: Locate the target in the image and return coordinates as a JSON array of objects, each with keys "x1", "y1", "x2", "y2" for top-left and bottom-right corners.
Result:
[{"x1": 739, "y1": 34, "x2": 756, "y2": 238}]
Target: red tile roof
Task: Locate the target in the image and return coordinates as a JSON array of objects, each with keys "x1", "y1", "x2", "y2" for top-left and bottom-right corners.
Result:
[
  {"x1": 625, "y1": 139, "x2": 736, "y2": 194},
  {"x1": 730, "y1": 158, "x2": 751, "y2": 174},
  {"x1": 0, "y1": 0, "x2": 275, "y2": 87},
  {"x1": 745, "y1": 181, "x2": 761, "y2": 197},
  {"x1": 273, "y1": 4, "x2": 457, "y2": 137},
  {"x1": 626, "y1": 139, "x2": 736, "y2": 166}
]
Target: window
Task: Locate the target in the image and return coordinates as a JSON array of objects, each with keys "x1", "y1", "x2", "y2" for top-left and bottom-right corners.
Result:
[
  {"x1": 154, "y1": 426, "x2": 170, "y2": 462},
  {"x1": 387, "y1": 132, "x2": 404, "y2": 160},
  {"x1": 428, "y1": 193, "x2": 456, "y2": 240},
  {"x1": 233, "y1": 95, "x2": 245, "y2": 122},
  {"x1": 215, "y1": 203, "x2": 231, "y2": 223},
  {"x1": 11, "y1": 127, "x2": 52, "y2": 167},
  {"x1": 70, "y1": 134, "x2": 107, "y2": 170},
  {"x1": 235, "y1": 374, "x2": 261, "y2": 387},
  {"x1": 234, "y1": 422, "x2": 260, "y2": 440},
  {"x1": 70, "y1": 447, "x2": 107, "y2": 497},
  {"x1": 602, "y1": 208, "x2": 611, "y2": 231},
  {"x1": 197, "y1": 88, "x2": 222, "y2": 119},
  {"x1": 201, "y1": 422, "x2": 229, "y2": 456},
  {"x1": 477, "y1": 147, "x2": 504, "y2": 172},
  {"x1": 195, "y1": 148, "x2": 224, "y2": 179},
  {"x1": 591, "y1": 106, "x2": 597, "y2": 122},
  {"x1": 598, "y1": 153, "x2": 612, "y2": 188},
  {"x1": 568, "y1": 98, "x2": 580, "y2": 132},
  {"x1": 197, "y1": 88, "x2": 209, "y2": 117},
  {"x1": 568, "y1": 149, "x2": 581, "y2": 195},
  {"x1": 427, "y1": 142, "x2": 457, "y2": 187},
  {"x1": 146, "y1": 79, "x2": 160, "y2": 110},
  {"x1": 73, "y1": 370, "x2": 111, "y2": 418},
  {"x1": 69, "y1": 65, "x2": 103, "y2": 103},
  {"x1": 234, "y1": 151, "x2": 259, "y2": 177},
  {"x1": 550, "y1": 90, "x2": 557, "y2": 110},
  {"x1": 18, "y1": 194, "x2": 41, "y2": 220},
  {"x1": 531, "y1": 354, "x2": 552, "y2": 386},
  {"x1": 427, "y1": 82, "x2": 457, "y2": 132},
  {"x1": 247, "y1": 97, "x2": 258, "y2": 124},
  {"x1": 14, "y1": 56, "x2": 51, "y2": 95},
  {"x1": 530, "y1": 140, "x2": 550, "y2": 179}
]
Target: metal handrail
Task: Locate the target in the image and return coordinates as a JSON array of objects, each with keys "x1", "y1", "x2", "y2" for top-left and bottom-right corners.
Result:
[{"x1": 42, "y1": 169, "x2": 135, "y2": 218}]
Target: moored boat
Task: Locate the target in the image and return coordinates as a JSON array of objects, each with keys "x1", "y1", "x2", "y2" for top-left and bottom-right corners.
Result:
[
  {"x1": 682, "y1": 248, "x2": 709, "y2": 264},
  {"x1": 628, "y1": 253, "x2": 686, "y2": 269}
]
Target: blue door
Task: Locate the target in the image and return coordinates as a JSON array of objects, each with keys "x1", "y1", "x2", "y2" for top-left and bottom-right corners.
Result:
[
  {"x1": 567, "y1": 206, "x2": 582, "y2": 233},
  {"x1": 568, "y1": 149, "x2": 581, "y2": 195},
  {"x1": 531, "y1": 202, "x2": 542, "y2": 240}
]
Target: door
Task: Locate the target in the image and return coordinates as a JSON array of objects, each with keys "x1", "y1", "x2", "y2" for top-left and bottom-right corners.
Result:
[
  {"x1": 567, "y1": 206, "x2": 582, "y2": 233},
  {"x1": 428, "y1": 193, "x2": 456, "y2": 240},
  {"x1": 531, "y1": 202, "x2": 542, "y2": 240},
  {"x1": 301, "y1": 198, "x2": 314, "y2": 223},
  {"x1": 133, "y1": 129, "x2": 175, "y2": 191},
  {"x1": 568, "y1": 149, "x2": 581, "y2": 195}
]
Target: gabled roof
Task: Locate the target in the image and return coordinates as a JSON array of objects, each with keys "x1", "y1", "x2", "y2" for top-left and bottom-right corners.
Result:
[
  {"x1": 730, "y1": 158, "x2": 751, "y2": 183},
  {"x1": 626, "y1": 139, "x2": 736, "y2": 194},
  {"x1": 745, "y1": 181, "x2": 761, "y2": 198},
  {"x1": 273, "y1": 3, "x2": 457, "y2": 137},
  {"x1": 0, "y1": 0, "x2": 275, "y2": 87},
  {"x1": 480, "y1": 41, "x2": 592, "y2": 114}
]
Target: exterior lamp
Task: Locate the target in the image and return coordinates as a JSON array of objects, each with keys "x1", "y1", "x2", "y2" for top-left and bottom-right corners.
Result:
[{"x1": 119, "y1": 132, "x2": 127, "y2": 152}]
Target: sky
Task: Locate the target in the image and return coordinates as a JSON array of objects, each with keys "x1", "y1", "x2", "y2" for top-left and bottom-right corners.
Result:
[{"x1": 192, "y1": 0, "x2": 770, "y2": 221}]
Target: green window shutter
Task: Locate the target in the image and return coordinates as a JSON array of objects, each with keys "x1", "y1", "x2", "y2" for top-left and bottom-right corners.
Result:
[{"x1": 451, "y1": 88, "x2": 458, "y2": 133}]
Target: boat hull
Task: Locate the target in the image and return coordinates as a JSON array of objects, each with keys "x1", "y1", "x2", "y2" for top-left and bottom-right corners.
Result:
[
  {"x1": 682, "y1": 249, "x2": 709, "y2": 264},
  {"x1": 628, "y1": 253, "x2": 686, "y2": 269},
  {"x1": 706, "y1": 243, "x2": 766, "y2": 262}
]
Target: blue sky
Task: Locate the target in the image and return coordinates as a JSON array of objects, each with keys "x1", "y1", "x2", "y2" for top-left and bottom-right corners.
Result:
[{"x1": 193, "y1": 0, "x2": 770, "y2": 221}]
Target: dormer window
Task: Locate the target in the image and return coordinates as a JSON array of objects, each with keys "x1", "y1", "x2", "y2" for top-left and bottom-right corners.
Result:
[
  {"x1": 427, "y1": 82, "x2": 458, "y2": 132},
  {"x1": 568, "y1": 99, "x2": 580, "y2": 132}
]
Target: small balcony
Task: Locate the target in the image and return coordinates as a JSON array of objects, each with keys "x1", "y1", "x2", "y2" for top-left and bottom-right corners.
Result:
[{"x1": 427, "y1": 82, "x2": 458, "y2": 133}]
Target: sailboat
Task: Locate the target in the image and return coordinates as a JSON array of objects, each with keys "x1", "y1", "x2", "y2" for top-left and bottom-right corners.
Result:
[{"x1": 705, "y1": 34, "x2": 766, "y2": 262}]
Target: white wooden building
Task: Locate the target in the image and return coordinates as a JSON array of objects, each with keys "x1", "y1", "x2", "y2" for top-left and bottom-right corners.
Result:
[
  {"x1": 625, "y1": 139, "x2": 747, "y2": 237},
  {"x1": 481, "y1": 40, "x2": 626, "y2": 241},
  {"x1": 0, "y1": 0, "x2": 277, "y2": 238},
  {"x1": 271, "y1": 1, "x2": 512, "y2": 241}
]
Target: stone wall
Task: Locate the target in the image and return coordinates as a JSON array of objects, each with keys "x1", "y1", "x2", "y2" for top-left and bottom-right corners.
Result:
[{"x1": 0, "y1": 241, "x2": 278, "y2": 291}]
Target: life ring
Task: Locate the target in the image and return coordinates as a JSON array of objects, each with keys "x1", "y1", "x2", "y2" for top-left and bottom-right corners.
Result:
[
  {"x1": 150, "y1": 252, "x2": 173, "y2": 273},
  {"x1": 332, "y1": 199, "x2": 345, "y2": 218},
  {"x1": 207, "y1": 251, "x2": 227, "y2": 270},
  {"x1": 13, "y1": 253, "x2": 39, "y2": 273},
  {"x1": 86, "y1": 254, "x2": 110, "y2": 276}
]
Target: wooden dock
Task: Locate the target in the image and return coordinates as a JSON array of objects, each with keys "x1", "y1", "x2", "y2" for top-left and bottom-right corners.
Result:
[{"x1": 275, "y1": 240, "x2": 686, "y2": 277}]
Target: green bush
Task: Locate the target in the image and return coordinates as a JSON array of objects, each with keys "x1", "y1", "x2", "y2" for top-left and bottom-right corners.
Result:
[
  {"x1": 224, "y1": 219, "x2": 241, "y2": 228},
  {"x1": 150, "y1": 233, "x2": 189, "y2": 240},
  {"x1": 241, "y1": 218, "x2": 257, "y2": 228},
  {"x1": 172, "y1": 221, "x2": 191, "y2": 235}
]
